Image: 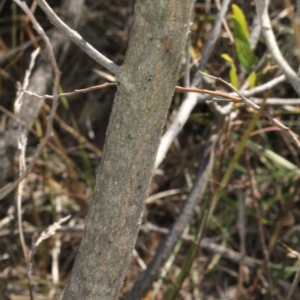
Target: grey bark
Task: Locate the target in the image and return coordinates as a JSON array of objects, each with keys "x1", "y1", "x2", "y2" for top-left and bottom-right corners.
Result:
[
  {"x1": 126, "y1": 134, "x2": 217, "y2": 300},
  {"x1": 61, "y1": 0, "x2": 194, "y2": 299},
  {"x1": 126, "y1": 0, "x2": 231, "y2": 296}
]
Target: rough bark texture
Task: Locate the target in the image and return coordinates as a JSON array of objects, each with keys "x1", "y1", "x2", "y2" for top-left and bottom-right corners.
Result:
[{"x1": 61, "y1": 0, "x2": 194, "y2": 299}]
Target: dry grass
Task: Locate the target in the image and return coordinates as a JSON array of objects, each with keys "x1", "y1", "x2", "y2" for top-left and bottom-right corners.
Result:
[{"x1": 1, "y1": 1, "x2": 300, "y2": 299}]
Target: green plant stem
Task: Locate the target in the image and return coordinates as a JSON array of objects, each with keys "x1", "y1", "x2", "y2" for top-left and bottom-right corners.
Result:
[{"x1": 208, "y1": 111, "x2": 261, "y2": 219}]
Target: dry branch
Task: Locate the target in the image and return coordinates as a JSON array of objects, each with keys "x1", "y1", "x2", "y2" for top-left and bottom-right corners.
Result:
[
  {"x1": 0, "y1": 0, "x2": 61, "y2": 200},
  {"x1": 36, "y1": 0, "x2": 120, "y2": 76},
  {"x1": 255, "y1": 0, "x2": 300, "y2": 96}
]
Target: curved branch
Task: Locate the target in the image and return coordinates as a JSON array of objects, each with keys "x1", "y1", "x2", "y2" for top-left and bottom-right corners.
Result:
[
  {"x1": 36, "y1": 0, "x2": 120, "y2": 77},
  {"x1": 254, "y1": 0, "x2": 300, "y2": 96}
]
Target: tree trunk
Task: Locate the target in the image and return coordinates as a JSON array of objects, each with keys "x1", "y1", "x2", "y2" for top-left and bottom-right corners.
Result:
[{"x1": 62, "y1": 0, "x2": 194, "y2": 299}]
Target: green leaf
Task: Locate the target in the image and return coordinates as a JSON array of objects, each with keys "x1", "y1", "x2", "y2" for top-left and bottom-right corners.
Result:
[
  {"x1": 247, "y1": 72, "x2": 256, "y2": 88},
  {"x1": 221, "y1": 53, "x2": 234, "y2": 63},
  {"x1": 229, "y1": 65, "x2": 238, "y2": 88},
  {"x1": 246, "y1": 140, "x2": 300, "y2": 176},
  {"x1": 221, "y1": 53, "x2": 238, "y2": 88},
  {"x1": 232, "y1": 4, "x2": 249, "y2": 40},
  {"x1": 231, "y1": 4, "x2": 258, "y2": 72}
]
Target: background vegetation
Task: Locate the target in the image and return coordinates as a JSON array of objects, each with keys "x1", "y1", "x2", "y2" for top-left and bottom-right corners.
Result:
[{"x1": 1, "y1": 0, "x2": 300, "y2": 299}]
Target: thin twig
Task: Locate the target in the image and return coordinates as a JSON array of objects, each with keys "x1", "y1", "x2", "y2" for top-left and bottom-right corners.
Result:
[
  {"x1": 146, "y1": 188, "x2": 184, "y2": 204},
  {"x1": 22, "y1": 76, "x2": 289, "y2": 107},
  {"x1": 281, "y1": 241, "x2": 300, "y2": 300},
  {"x1": 250, "y1": 97, "x2": 300, "y2": 105},
  {"x1": 199, "y1": 71, "x2": 300, "y2": 149},
  {"x1": 2, "y1": 221, "x2": 300, "y2": 273},
  {"x1": 237, "y1": 191, "x2": 246, "y2": 299},
  {"x1": 22, "y1": 82, "x2": 117, "y2": 99},
  {"x1": 254, "y1": 0, "x2": 300, "y2": 96},
  {"x1": 16, "y1": 49, "x2": 39, "y2": 300},
  {"x1": 27, "y1": 215, "x2": 71, "y2": 278},
  {"x1": 242, "y1": 75, "x2": 285, "y2": 96},
  {"x1": 155, "y1": 0, "x2": 231, "y2": 168},
  {"x1": 154, "y1": 0, "x2": 281, "y2": 167},
  {"x1": 0, "y1": 1, "x2": 61, "y2": 200},
  {"x1": 42, "y1": 104, "x2": 102, "y2": 157},
  {"x1": 249, "y1": 13, "x2": 262, "y2": 50},
  {"x1": 0, "y1": 34, "x2": 43, "y2": 65},
  {"x1": 14, "y1": 46, "x2": 40, "y2": 300},
  {"x1": 35, "y1": 0, "x2": 120, "y2": 77},
  {"x1": 246, "y1": 152, "x2": 273, "y2": 297},
  {"x1": 215, "y1": 0, "x2": 234, "y2": 44},
  {"x1": 184, "y1": 28, "x2": 191, "y2": 88},
  {"x1": 1, "y1": 74, "x2": 294, "y2": 200},
  {"x1": 15, "y1": 48, "x2": 40, "y2": 264},
  {"x1": 283, "y1": 0, "x2": 300, "y2": 74},
  {"x1": 286, "y1": 265, "x2": 300, "y2": 300}
]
